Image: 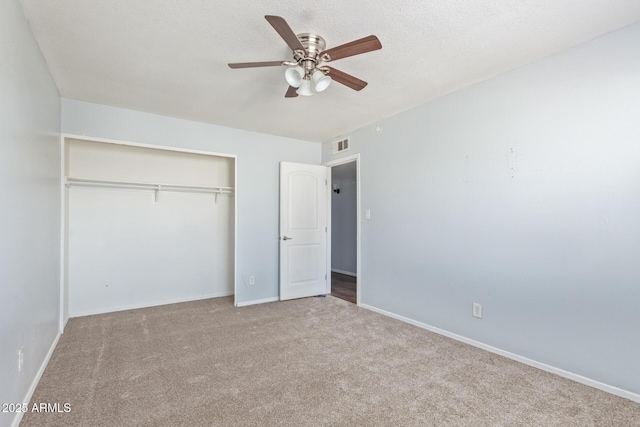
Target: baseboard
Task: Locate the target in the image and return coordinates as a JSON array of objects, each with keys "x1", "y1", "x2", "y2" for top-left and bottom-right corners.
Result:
[
  {"x1": 69, "y1": 292, "x2": 234, "y2": 318},
  {"x1": 235, "y1": 296, "x2": 279, "y2": 307},
  {"x1": 331, "y1": 269, "x2": 356, "y2": 277},
  {"x1": 360, "y1": 303, "x2": 640, "y2": 404},
  {"x1": 11, "y1": 331, "x2": 62, "y2": 427}
]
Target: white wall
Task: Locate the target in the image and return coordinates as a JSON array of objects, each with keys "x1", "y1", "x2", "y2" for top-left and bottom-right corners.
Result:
[
  {"x1": 61, "y1": 99, "x2": 321, "y2": 306},
  {"x1": 323, "y1": 23, "x2": 640, "y2": 396},
  {"x1": 0, "y1": 1, "x2": 61, "y2": 426},
  {"x1": 331, "y1": 162, "x2": 357, "y2": 275},
  {"x1": 66, "y1": 140, "x2": 234, "y2": 316}
]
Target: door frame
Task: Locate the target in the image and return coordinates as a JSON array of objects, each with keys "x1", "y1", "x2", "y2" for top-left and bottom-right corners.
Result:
[{"x1": 323, "y1": 154, "x2": 361, "y2": 305}]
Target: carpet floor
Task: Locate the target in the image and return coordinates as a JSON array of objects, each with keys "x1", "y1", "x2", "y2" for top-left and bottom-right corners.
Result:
[{"x1": 22, "y1": 296, "x2": 640, "y2": 426}]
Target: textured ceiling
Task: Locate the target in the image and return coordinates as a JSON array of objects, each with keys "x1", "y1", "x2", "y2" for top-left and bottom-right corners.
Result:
[{"x1": 20, "y1": 0, "x2": 640, "y2": 142}]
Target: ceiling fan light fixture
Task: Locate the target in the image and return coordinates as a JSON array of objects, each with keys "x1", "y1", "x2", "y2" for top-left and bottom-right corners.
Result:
[
  {"x1": 296, "y1": 78, "x2": 314, "y2": 96},
  {"x1": 285, "y1": 66, "x2": 304, "y2": 88},
  {"x1": 229, "y1": 16, "x2": 382, "y2": 98},
  {"x1": 312, "y1": 69, "x2": 331, "y2": 92}
]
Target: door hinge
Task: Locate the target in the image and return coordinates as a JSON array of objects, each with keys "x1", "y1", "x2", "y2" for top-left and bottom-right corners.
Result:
[
  {"x1": 325, "y1": 226, "x2": 327, "y2": 232},
  {"x1": 325, "y1": 274, "x2": 327, "y2": 280},
  {"x1": 325, "y1": 179, "x2": 327, "y2": 185}
]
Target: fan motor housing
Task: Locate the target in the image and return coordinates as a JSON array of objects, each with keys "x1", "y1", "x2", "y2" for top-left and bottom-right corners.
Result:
[{"x1": 296, "y1": 33, "x2": 326, "y2": 60}]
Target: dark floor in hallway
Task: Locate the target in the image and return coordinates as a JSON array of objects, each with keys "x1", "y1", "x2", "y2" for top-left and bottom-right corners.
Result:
[{"x1": 331, "y1": 272, "x2": 356, "y2": 304}]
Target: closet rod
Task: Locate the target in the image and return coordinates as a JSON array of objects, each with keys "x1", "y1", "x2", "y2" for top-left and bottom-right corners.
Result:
[{"x1": 65, "y1": 177, "x2": 234, "y2": 194}]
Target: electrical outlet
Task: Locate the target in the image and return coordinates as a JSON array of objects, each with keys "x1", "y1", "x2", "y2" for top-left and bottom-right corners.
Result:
[
  {"x1": 472, "y1": 303, "x2": 482, "y2": 319},
  {"x1": 249, "y1": 276, "x2": 255, "y2": 285},
  {"x1": 18, "y1": 347, "x2": 24, "y2": 372}
]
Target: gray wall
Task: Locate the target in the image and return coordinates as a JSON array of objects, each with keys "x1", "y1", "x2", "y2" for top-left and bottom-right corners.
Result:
[
  {"x1": 61, "y1": 99, "x2": 321, "y2": 306},
  {"x1": 331, "y1": 162, "x2": 357, "y2": 275},
  {"x1": 0, "y1": 1, "x2": 61, "y2": 426},
  {"x1": 322, "y1": 24, "x2": 640, "y2": 395}
]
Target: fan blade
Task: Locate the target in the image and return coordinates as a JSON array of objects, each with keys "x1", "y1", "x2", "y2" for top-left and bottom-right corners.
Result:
[
  {"x1": 228, "y1": 61, "x2": 285, "y2": 69},
  {"x1": 319, "y1": 35, "x2": 381, "y2": 62},
  {"x1": 285, "y1": 86, "x2": 298, "y2": 98},
  {"x1": 265, "y1": 15, "x2": 306, "y2": 54},
  {"x1": 324, "y1": 67, "x2": 368, "y2": 91}
]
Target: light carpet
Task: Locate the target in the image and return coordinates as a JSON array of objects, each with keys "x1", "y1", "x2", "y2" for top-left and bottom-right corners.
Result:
[{"x1": 21, "y1": 296, "x2": 640, "y2": 426}]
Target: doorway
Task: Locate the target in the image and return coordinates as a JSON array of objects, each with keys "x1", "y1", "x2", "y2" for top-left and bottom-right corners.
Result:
[{"x1": 325, "y1": 154, "x2": 360, "y2": 305}]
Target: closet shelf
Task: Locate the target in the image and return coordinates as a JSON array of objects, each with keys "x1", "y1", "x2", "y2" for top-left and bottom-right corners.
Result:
[{"x1": 65, "y1": 177, "x2": 234, "y2": 203}]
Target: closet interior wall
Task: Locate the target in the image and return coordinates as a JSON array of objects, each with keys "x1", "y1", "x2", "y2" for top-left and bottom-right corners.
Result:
[{"x1": 64, "y1": 138, "x2": 235, "y2": 317}]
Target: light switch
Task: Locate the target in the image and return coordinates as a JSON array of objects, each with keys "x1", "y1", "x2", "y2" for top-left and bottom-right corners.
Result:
[{"x1": 365, "y1": 209, "x2": 371, "y2": 220}]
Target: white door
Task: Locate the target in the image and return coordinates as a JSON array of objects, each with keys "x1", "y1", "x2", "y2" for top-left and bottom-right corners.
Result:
[{"x1": 280, "y1": 162, "x2": 328, "y2": 300}]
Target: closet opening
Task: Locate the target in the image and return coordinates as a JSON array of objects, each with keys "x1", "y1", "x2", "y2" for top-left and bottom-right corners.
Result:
[{"x1": 60, "y1": 136, "x2": 236, "y2": 327}]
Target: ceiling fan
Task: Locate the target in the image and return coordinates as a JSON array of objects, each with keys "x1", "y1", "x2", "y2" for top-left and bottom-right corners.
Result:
[{"x1": 228, "y1": 15, "x2": 382, "y2": 98}]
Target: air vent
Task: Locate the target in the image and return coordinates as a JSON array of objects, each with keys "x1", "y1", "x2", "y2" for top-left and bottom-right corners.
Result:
[{"x1": 332, "y1": 137, "x2": 350, "y2": 154}]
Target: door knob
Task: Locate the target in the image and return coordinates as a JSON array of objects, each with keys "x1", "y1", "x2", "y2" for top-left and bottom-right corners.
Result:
[{"x1": 282, "y1": 236, "x2": 293, "y2": 240}]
